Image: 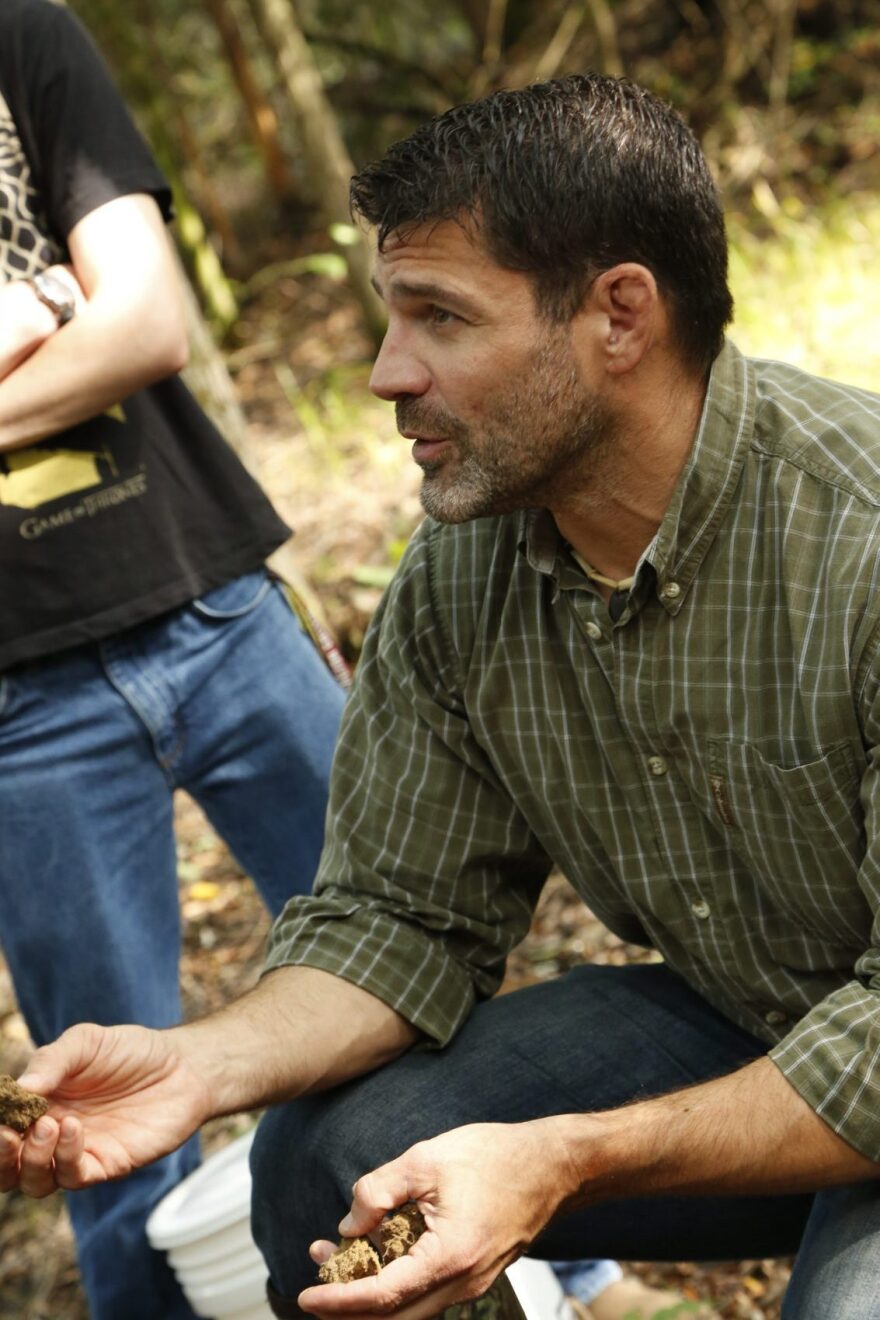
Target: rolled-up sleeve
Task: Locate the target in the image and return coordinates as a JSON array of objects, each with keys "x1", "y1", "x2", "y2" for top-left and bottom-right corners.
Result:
[
  {"x1": 769, "y1": 637, "x2": 880, "y2": 1161},
  {"x1": 264, "y1": 520, "x2": 552, "y2": 1045}
]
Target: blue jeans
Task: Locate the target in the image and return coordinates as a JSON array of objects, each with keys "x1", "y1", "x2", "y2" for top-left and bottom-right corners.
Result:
[
  {"x1": 550, "y1": 1259, "x2": 621, "y2": 1306},
  {"x1": 0, "y1": 570, "x2": 345, "y2": 1320},
  {"x1": 250, "y1": 963, "x2": 879, "y2": 1319}
]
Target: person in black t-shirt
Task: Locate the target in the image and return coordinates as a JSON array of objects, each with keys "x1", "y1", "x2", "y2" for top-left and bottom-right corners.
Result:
[{"x1": 0, "y1": 4, "x2": 345, "y2": 1318}]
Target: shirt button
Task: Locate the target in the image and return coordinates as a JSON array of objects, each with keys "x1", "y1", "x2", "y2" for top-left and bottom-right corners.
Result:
[
  {"x1": 585, "y1": 622, "x2": 603, "y2": 641},
  {"x1": 647, "y1": 755, "x2": 668, "y2": 776},
  {"x1": 691, "y1": 898, "x2": 711, "y2": 919},
  {"x1": 765, "y1": 1009, "x2": 787, "y2": 1026},
  {"x1": 661, "y1": 581, "x2": 681, "y2": 601}
]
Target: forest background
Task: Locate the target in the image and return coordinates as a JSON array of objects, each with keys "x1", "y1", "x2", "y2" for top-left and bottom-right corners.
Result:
[{"x1": 1, "y1": 0, "x2": 879, "y2": 1315}]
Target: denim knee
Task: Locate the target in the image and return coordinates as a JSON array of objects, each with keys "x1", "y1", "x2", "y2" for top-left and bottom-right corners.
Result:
[
  {"x1": 782, "y1": 1183, "x2": 880, "y2": 1320},
  {"x1": 250, "y1": 1063, "x2": 438, "y2": 1301},
  {"x1": 250, "y1": 1094, "x2": 360, "y2": 1300},
  {"x1": 251, "y1": 1103, "x2": 311, "y2": 1297}
]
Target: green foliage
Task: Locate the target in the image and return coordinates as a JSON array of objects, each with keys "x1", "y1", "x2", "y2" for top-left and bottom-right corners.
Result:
[
  {"x1": 351, "y1": 564, "x2": 396, "y2": 588},
  {"x1": 728, "y1": 194, "x2": 880, "y2": 391},
  {"x1": 329, "y1": 223, "x2": 361, "y2": 247},
  {"x1": 243, "y1": 252, "x2": 348, "y2": 299},
  {"x1": 176, "y1": 196, "x2": 239, "y2": 332},
  {"x1": 273, "y1": 363, "x2": 375, "y2": 466},
  {"x1": 622, "y1": 1304, "x2": 702, "y2": 1320}
]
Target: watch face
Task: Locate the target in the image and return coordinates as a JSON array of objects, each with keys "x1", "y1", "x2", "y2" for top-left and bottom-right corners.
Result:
[{"x1": 33, "y1": 271, "x2": 76, "y2": 325}]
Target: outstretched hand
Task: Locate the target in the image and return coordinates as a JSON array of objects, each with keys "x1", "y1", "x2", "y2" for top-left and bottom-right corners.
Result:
[
  {"x1": 299, "y1": 1118, "x2": 575, "y2": 1320},
  {"x1": 0, "y1": 1022, "x2": 212, "y2": 1198}
]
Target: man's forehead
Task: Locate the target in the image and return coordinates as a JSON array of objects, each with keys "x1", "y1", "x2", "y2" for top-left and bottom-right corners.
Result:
[
  {"x1": 373, "y1": 218, "x2": 507, "y2": 297},
  {"x1": 381, "y1": 218, "x2": 478, "y2": 262}
]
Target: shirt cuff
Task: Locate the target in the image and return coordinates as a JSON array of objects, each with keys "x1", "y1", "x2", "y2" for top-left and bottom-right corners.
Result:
[
  {"x1": 769, "y1": 980, "x2": 880, "y2": 1162},
  {"x1": 263, "y1": 894, "x2": 479, "y2": 1046}
]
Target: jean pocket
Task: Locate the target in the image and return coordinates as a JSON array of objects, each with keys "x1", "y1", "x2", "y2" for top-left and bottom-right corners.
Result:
[{"x1": 190, "y1": 569, "x2": 271, "y2": 620}]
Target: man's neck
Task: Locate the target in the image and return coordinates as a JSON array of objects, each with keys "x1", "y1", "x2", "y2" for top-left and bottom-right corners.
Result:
[{"x1": 552, "y1": 367, "x2": 707, "y2": 586}]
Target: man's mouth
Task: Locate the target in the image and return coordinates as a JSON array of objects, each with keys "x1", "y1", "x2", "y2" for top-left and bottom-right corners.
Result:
[{"x1": 401, "y1": 433, "x2": 452, "y2": 464}]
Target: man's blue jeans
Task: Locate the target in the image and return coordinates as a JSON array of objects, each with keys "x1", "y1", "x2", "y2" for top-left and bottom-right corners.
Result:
[
  {"x1": 0, "y1": 570, "x2": 345, "y2": 1320},
  {"x1": 251, "y1": 963, "x2": 880, "y2": 1320}
]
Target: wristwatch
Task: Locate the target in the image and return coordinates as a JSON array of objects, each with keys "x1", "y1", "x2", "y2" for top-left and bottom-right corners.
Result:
[{"x1": 30, "y1": 270, "x2": 76, "y2": 327}]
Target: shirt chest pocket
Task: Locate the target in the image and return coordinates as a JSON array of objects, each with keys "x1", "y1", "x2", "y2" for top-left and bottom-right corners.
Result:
[{"x1": 706, "y1": 739, "x2": 866, "y2": 931}]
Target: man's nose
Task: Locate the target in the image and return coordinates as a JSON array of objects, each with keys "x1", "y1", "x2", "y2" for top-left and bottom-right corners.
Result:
[{"x1": 369, "y1": 330, "x2": 430, "y2": 401}]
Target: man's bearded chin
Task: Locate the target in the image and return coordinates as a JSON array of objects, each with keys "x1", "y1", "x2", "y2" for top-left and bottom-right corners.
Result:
[
  {"x1": 396, "y1": 401, "x2": 492, "y2": 523},
  {"x1": 420, "y1": 451, "x2": 501, "y2": 523}
]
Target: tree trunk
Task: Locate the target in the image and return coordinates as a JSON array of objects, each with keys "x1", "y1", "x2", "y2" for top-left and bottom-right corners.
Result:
[
  {"x1": 169, "y1": 96, "x2": 243, "y2": 271},
  {"x1": 249, "y1": 0, "x2": 386, "y2": 347},
  {"x1": 180, "y1": 265, "x2": 249, "y2": 453},
  {"x1": 204, "y1": 0, "x2": 296, "y2": 204}
]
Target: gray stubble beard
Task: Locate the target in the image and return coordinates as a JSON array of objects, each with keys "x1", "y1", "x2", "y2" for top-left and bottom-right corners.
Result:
[{"x1": 415, "y1": 332, "x2": 614, "y2": 525}]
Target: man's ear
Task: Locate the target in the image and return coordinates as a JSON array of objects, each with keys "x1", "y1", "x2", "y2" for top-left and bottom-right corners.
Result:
[{"x1": 589, "y1": 263, "x2": 659, "y2": 375}]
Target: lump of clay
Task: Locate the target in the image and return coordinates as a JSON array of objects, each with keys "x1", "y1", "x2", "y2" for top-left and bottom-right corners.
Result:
[
  {"x1": 318, "y1": 1236, "x2": 382, "y2": 1284},
  {"x1": 380, "y1": 1201, "x2": 427, "y2": 1264},
  {"x1": 0, "y1": 1075, "x2": 49, "y2": 1134},
  {"x1": 317, "y1": 1202, "x2": 427, "y2": 1285},
  {"x1": 315, "y1": 1205, "x2": 524, "y2": 1318}
]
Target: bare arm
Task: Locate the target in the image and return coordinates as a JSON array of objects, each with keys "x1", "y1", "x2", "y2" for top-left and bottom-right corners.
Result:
[
  {"x1": 297, "y1": 1057, "x2": 879, "y2": 1320},
  {"x1": 553, "y1": 1054, "x2": 877, "y2": 1206},
  {"x1": 0, "y1": 967, "x2": 417, "y2": 1200},
  {"x1": 0, "y1": 193, "x2": 188, "y2": 451},
  {"x1": 175, "y1": 965, "x2": 420, "y2": 1117}
]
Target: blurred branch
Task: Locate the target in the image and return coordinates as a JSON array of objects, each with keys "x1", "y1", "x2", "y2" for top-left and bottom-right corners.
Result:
[
  {"x1": 584, "y1": 0, "x2": 623, "y2": 78},
  {"x1": 768, "y1": 0, "x2": 798, "y2": 118},
  {"x1": 303, "y1": 30, "x2": 456, "y2": 106},
  {"x1": 482, "y1": 0, "x2": 508, "y2": 66},
  {"x1": 249, "y1": 0, "x2": 386, "y2": 346},
  {"x1": 466, "y1": 0, "x2": 510, "y2": 97},
  {"x1": 531, "y1": 5, "x2": 586, "y2": 83},
  {"x1": 669, "y1": 0, "x2": 712, "y2": 36},
  {"x1": 170, "y1": 99, "x2": 242, "y2": 269},
  {"x1": 455, "y1": 0, "x2": 493, "y2": 47},
  {"x1": 717, "y1": 0, "x2": 775, "y2": 88},
  {"x1": 204, "y1": 0, "x2": 296, "y2": 203}
]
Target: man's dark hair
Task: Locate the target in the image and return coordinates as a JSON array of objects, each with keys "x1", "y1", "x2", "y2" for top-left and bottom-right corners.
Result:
[{"x1": 350, "y1": 74, "x2": 733, "y2": 374}]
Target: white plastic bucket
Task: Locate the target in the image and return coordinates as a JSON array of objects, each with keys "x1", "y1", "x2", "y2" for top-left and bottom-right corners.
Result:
[
  {"x1": 506, "y1": 1257, "x2": 575, "y2": 1320},
  {"x1": 146, "y1": 1128, "x2": 273, "y2": 1319},
  {"x1": 147, "y1": 1127, "x2": 573, "y2": 1320}
]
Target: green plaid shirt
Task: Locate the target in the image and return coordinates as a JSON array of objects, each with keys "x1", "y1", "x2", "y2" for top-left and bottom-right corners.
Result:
[{"x1": 267, "y1": 340, "x2": 880, "y2": 1161}]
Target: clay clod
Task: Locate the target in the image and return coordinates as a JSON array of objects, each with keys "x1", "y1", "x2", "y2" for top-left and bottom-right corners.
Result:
[
  {"x1": 316, "y1": 1202, "x2": 526, "y2": 1319},
  {"x1": 380, "y1": 1202, "x2": 427, "y2": 1264},
  {"x1": 318, "y1": 1236, "x2": 382, "y2": 1284},
  {"x1": 0, "y1": 1075, "x2": 49, "y2": 1134},
  {"x1": 318, "y1": 1201, "x2": 427, "y2": 1284}
]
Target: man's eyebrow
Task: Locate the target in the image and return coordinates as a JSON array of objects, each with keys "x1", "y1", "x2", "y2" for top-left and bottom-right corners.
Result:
[{"x1": 372, "y1": 277, "x2": 479, "y2": 315}]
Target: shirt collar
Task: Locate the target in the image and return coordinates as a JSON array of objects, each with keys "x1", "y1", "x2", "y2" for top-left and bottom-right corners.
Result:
[
  {"x1": 520, "y1": 507, "x2": 559, "y2": 576},
  {"x1": 518, "y1": 340, "x2": 756, "y2": 615},
  {"x1": 645, "y1": 339, "x2": 755, "y2": 614}
]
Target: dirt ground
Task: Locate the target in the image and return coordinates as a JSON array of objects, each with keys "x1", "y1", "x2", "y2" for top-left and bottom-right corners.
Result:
[{"x1": 0, "y1": 272, "x2": 794, "y2": 1318}]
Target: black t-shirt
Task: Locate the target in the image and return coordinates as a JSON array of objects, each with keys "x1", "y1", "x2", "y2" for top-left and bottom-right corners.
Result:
[{"x1": 0, "y1": 0, "x2": 290, "y2": 670}]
